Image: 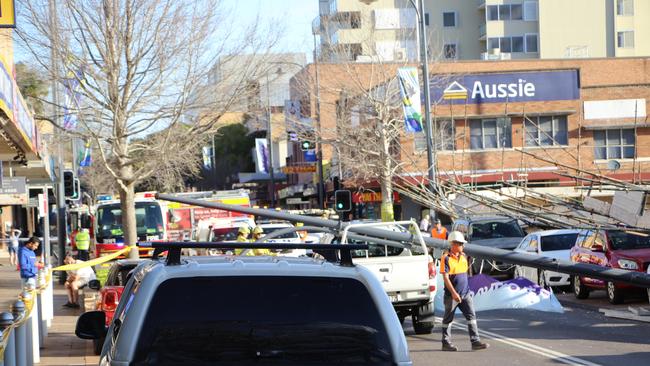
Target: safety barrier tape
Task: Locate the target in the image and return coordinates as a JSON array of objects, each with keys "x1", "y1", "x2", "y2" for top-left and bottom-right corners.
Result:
[{"x1": 52, "y1": 246, "x2": 135, "y2": 271}]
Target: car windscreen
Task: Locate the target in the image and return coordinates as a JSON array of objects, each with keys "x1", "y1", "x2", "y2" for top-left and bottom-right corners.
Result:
[
  {"x1": 210, "y1": 227, "x2": 239, "y2": 242},
  {"x1": 133, "y1": 276, "x2": 393, "y2": 365},
  {"x1": 262, "y1": 227, "x2": 299, "y2": 239},
  {"x1": 607, "y1": 230, "x2": 650, "y2": 250},
  {"x1": 470, "y1": 220, "x2": 525, "y2": 240},
  {"x1": 540, "y1": 233, "x2": 578, "y2": 252}
]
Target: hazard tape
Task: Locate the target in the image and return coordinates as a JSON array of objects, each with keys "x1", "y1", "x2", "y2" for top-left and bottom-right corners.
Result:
[{"x1": 52, "y1": 246, "x2": 135, "y2": 271}]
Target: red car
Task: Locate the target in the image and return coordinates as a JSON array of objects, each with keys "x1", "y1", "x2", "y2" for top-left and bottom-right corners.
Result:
[
  {"x1": 88, "y1": 259, "x2": 143, "y2": 354},
  {"x1": 571, "y1": 229, "x2": 650, "y2": 304}
]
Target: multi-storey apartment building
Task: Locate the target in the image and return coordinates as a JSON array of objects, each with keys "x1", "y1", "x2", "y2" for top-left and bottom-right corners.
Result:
[{"x1": 314, "y1": 0, "x2": 650, "y2": 62}]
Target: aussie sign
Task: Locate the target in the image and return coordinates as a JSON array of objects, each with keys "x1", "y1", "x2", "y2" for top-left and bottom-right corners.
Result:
[{"x1": 431, "y1": 70, "x2": 579, "y2": 105}]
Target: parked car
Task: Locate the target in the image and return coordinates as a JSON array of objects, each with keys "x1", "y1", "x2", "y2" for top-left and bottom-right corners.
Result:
[
  {"x1": 452, "y1": 216, "x2": 526, "y2": 278},
  {"x1": 76, "y1": 246, "x2": 412, "y2": 365},
  {"x1": 87, "y1": 259, "x2": 145, "y2": 355},
  {"x1": 571, "y1": 229, "x2": 650, "y2": 304},
  {"x1": 343, "y1": 220, "x2": 437, "y2": 335},
  {"x1": 513, "y1": 229, "x2": 581, "y2": 287}
]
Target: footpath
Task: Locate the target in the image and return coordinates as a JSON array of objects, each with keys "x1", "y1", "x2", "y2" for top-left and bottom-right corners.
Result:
[{"x1": 0, "y1": 251, "x2": 99, "y2": 365}]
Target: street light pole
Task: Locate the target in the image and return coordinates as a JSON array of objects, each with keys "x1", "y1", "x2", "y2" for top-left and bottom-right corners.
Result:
[
  {"x1": 312, "y1": 34, "x2": 326, "y2": 210},
  {"x1": 266, "y1": 72, "x2": 276, "y2": 207},
  {"x1": 415, "y1": 0, "x2": 437, "y2": 218}
]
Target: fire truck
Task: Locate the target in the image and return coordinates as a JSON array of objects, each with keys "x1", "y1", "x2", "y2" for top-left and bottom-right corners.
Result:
[
  {"x1": 165, "y1": 190, "x2": 252, "y2": 241},
  {"x1": 93, "y1": 192, "x2": 167, "y2": 257}
]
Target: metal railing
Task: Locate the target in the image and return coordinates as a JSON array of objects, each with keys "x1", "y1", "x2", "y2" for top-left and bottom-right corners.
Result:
[{"x1": 0, "y1": 267, "x2": 54, "y2": 366}]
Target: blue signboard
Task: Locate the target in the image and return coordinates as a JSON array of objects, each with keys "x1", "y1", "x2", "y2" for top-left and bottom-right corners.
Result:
[
  {"x1": 303, "y1": 150, "x2": 317, "y2": 162},
  {"x1": 431, "y1": 70, "x2": 579, "y2": 105}
]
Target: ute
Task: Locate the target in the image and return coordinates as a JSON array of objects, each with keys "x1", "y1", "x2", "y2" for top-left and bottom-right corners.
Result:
[{"x1": 340, "y1": 220, "x2": 437, "y2": 335}]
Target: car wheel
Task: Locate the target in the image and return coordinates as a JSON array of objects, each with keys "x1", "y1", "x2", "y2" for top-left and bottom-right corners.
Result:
[
  {"x1": 93, "y1": 337, "x2": 105, "y2": 355},
  {"x1": 573, "y1": 275, "x2": 590, "y2": 299},
  {"x1": 606, "y1": 282, "x2": 624, "y2": 305},
  {"x1": 412, "y1": 302, "x2": 434, "y2": 335}
]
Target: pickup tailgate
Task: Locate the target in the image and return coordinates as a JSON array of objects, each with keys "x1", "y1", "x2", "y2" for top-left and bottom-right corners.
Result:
[{"x1": 356, "y1": 254, "x2": 430, "y2": 297}]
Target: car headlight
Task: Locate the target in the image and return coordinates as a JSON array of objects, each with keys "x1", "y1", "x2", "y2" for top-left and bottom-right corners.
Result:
[{"x1": 617, "y1": 259, "x2": 639, "y2": 270}]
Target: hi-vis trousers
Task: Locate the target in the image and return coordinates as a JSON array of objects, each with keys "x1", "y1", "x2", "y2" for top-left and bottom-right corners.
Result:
[{"x1": 441, "y1": 294, "x2": 480, "y2": 344}]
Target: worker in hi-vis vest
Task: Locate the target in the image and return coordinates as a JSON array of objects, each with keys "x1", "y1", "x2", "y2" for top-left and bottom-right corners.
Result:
[{"x1": 75, "y1": 228, "x2": 91, "y2": 261}]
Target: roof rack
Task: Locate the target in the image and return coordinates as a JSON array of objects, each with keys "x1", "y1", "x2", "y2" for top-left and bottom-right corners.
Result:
[{"x1": 138, "y1": 241, "x2": 369, "y2": 266}]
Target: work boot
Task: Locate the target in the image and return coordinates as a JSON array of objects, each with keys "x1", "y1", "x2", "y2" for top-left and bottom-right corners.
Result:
[
  {"x1": 471, "y1": 341, "x2": 489, "y2": 350},
  {"x1": 442, "y1": 343, "x2": 458, "y2": 352}
]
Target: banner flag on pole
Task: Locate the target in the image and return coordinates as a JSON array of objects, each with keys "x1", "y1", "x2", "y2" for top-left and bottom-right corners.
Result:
[
  {"x1": 78, "y1": 141, "x2": 92, "y2": 168},
  {"x1": 202, "y1": 146, "x2": 213, "y2": 170},
  {"x1": 397, "y1": 67, "x2": 424, "y2": 133},
  {"x1": 255, "y1": 138, "x2": 270, "y2": 174},
  {"x1": 63, "y1": 69, "x2": 83, "y2": 130}
]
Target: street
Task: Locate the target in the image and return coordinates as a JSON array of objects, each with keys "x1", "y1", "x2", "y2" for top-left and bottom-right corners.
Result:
[{"x1": 406, "y1": 300, "x2": 650, "y2": 366}]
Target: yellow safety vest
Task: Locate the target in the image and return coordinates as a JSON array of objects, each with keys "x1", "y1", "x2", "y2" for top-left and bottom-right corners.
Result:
[{"x1": 75, "y1": 231, "x2": 91, "y2": 250}]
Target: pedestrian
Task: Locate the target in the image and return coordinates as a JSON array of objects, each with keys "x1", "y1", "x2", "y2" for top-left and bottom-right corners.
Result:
[
  {"x1": 234, "y1": 226, "x2": 251, "y2": 255},
  {"x1": 8, "y1": 226, "x2": 21, "y2": 268},
  {"x1": 63, "y1": 253, "x2": 97, "y2": 308},
  {"x1": 250, "y1": 226, "x2": 271, "y2": 256},
  {"x1": 419, "y1": 214, "x2": 430, "y2": 232},
  {"x1": 440, "y1": 231, "x2": 488, "y2": 351},
  {"x1": 431, "y1": 218, "x2": 448, "y2": 240},
  {"x1": 75, "y1": 228, "x2": 91, "y2": 261},
  {"x1": 18, "y1": 237, "x2": 40, "y2": 289}
]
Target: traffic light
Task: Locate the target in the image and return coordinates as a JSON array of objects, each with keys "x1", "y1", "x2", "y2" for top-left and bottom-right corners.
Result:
[
  {"x1": 334, "y1": 190, "x2": 352, "y2": 212},
  {"x1": 300, "y1": 140, "x2": 315, "y2": 151},
  {"x1": 63, "y1": 170, "x2": 76, "y2": 198}
]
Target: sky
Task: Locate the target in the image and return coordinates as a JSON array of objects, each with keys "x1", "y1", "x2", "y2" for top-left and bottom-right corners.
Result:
[{"x1": 224, "y1": 0, "x2": 319, "y2": 61}]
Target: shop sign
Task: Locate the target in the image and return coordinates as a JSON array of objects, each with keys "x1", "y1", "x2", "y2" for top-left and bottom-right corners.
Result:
[
  {"x1": 0, "y1": 177, "x2": 27, "y2": 205},
  {"x1": 286, "y1": 198, "x2": 309, "y2": 205},
  {"x1": 282, "y1": 165, "x2": 317, "y2": 174},
  {"x1": 432, "y1": 70, "x2": 579, "y2": 105},
  {"x1": 352, "y1": 191, "x2": 400, "y2": 203}
]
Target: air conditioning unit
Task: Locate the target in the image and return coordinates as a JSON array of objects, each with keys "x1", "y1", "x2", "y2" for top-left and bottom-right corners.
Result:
[{"x1": 394, "y1": 48, "x2": 407, "y2": 61}]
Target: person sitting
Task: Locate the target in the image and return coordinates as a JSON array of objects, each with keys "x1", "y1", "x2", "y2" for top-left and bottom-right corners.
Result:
[{"x1": 63, "y1": 254, "x2": 97, "y2": 308}]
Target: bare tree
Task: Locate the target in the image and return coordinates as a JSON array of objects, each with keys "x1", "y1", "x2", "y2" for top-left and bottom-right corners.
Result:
[{"x1": 19, "y1": 0, "x2": 282, "y2": 257}]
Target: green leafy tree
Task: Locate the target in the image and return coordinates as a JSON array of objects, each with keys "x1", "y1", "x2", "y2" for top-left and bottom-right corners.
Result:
[{"x1": 14, "y1": 62, "x2": 48, "y2": 116}]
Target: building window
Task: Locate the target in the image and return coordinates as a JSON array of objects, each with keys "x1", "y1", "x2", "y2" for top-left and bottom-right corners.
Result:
[
  {"x1": 617, "y1": 31, "x2": 635, "y2": 48},
  {"x1": 470, "y1": 118, "x2": 512, "y2": 150},
  {"x1": 424, "y1": 13, "x2": 430, "y2": 26},
  {"x1": 443, "y1": 44, "x2": 457, "y2": 59},
  {"x1": 499, "y1": 37, "x2": 512, "y2": 52},
  {"x1": 525, "y1": 34, "x2": 538, "y2": 52},
  {"x1": 415, "y1": 120, "x2": 454, "y2": 151},
  {"x1": 617, "y1": 0, "x2": 634, "y2": 16},
  {"x1": 499, "y1": 4, "x2": 511, "y2": 20},
  {"x1": 487, "y1": 5, "x2": 499, "y2": 21},
  {"x1": 512, "y1": 36, "x2": 524, "y2": 52},
  {"x1": 524, "y1": 115, "x2": 568, "y2": 147},
  {"x1": 488, "y1": 37, "x2": 500, "y2": 50},
  {"x1": 443, "y1": 12, "x2": 457, "y2": 27},
  {"x1": 593, "y1": 129, "x2": 635, "y2": 160},
  {"x1": 511, "y1": 4, "x2": 523, "y2": 20},
  {"x1": 523, "y1": 1, "x2": 538, "y2": 21}
]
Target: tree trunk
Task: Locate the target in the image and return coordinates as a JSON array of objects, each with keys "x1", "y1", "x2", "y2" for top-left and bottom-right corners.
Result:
[
  {"x1": 119, "y1": 181, "x2": 139, "y2": 259},
  {"x1": 380, "y1": 176, "x2": 395, "y2": 222},
  {"x1": 379, "y1": 119, "x2": 394, "y2": 222}
]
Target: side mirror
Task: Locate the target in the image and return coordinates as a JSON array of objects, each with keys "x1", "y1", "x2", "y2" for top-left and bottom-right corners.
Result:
[
  {"x1": 88, "y1": 279, "x2": 101, "y2": 291},
  {"x1": 168, "y1": 209, "x2": 180, "y2": 223},
  {"x1": 591, "y1": 244, "x2": 605, "y2": 252},
  {"x1": 75, "y1": 311, "x2": 107, "y2": 340}
]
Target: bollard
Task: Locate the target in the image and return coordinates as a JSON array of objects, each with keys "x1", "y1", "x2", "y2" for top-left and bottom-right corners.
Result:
[
  {"x1": 29, "y1": 296, "x2": 39, "y2": 364},
  {"x1": 0, "y1": 312, "x2": 15, "y2": 366},
  {"x1": 36, "y1": 293, "x2": 44, "y2": 348},
  {"x1": 11, "y1": 302, "x2": 25, "y2": 366},
  {"x1": 24, "y1": 315, "x2": 32, "y2": 366}
]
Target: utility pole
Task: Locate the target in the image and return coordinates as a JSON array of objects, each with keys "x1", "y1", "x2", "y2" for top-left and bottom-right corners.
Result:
[
  {"x1": 49, "y1": 0, "x2": 67, "y2": 284},
  {"x1": 312, "y1": 33, "x2": 326, "y2": 209},
  {"x1": 266, "y1": 72, "x2": 275, "y2": 207}
]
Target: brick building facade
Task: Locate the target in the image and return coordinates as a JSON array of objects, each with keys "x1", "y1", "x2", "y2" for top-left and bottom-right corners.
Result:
[{"x1": 289, "y1": 58, "x2": 650, "y2": 218}]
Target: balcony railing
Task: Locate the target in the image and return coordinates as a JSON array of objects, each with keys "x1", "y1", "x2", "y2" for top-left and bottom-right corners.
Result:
[{"x1": 481, "y1": 51, "x2": 512, "y2": 60}]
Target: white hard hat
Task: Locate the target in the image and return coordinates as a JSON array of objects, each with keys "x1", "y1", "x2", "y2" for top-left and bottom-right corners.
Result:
[{"x1": 448, "y1": 231, "x2": 467, "y2": 244}]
